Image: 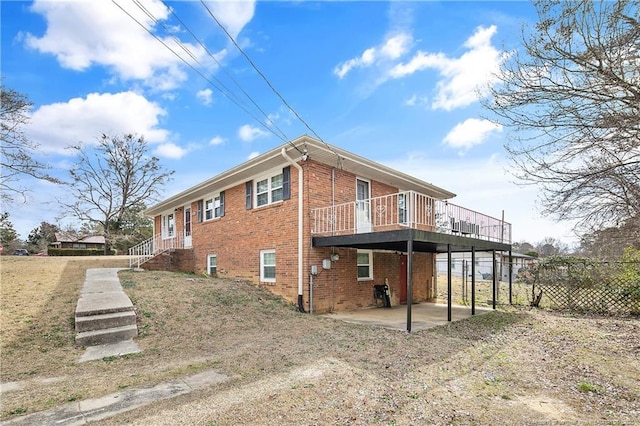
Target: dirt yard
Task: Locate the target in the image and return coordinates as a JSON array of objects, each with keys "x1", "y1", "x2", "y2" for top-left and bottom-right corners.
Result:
[{"x1": 1, "y1": 256, "x2": 639, "y2": 425}]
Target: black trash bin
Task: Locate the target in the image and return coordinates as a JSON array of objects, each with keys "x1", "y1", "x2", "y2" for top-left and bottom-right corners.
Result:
[{"x1": 373, "y1": 284, "x2": 391, "y2": 308}]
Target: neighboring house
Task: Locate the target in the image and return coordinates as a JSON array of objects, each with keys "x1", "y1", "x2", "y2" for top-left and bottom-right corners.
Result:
[
  {"x1": 49, "y1": 233, "x2": 106, "y2": 250},
  {"x1": 436, "y1": 251, "x2": 536, "y2": 282},
  {"x1": 136, "y1": 135, "x2": 512, "y2": 314}
]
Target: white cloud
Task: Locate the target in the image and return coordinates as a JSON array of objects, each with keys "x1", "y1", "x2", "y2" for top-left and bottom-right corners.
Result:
[
  {"x1": 202, "y1": 1, "x2": 256, "y2": 40},
  {"x1": 248, "y1": 151, "x2": 260, "y2": 160},
  {"x1": 238, "y1": 124, "x2": 269, "y2": 142},
  {"x1": 209, "y1": 136, "x2": 226, "y2": 145},
  {"x1": 24, "y1": 0, "x2": 212, "y2": 90},
  {"x1": 334, "y1": 32, "x2": 412, "y2": 79},
  {"x1": 154, "y1": 143, "x2": 189, "y2": 159},
  {"x1": 389, "y1": 25, "x2": 507, "y2": 110},
  {"x1": 443, "y1": 118, "x2": 503, "y2": 151},
  {"x1": 27, "y1": 91, "x2": 169, "y2": 154},
  {"x1": 404, "y1": 93, "x2": 428, "y2": 107},
  {"x1": 196, "y1": 88, "x2": 214, "y2": 106}
]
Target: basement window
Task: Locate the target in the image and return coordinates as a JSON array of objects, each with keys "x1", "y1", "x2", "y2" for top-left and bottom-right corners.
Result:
[
  {"x1": 260, "y1": 249, "x2": 276, "y2": 282},
  {"x1": 207, "y1": 254, "x2": 217, "y2": 275}
]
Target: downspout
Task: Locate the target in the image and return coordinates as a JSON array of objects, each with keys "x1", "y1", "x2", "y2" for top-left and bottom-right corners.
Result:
[{"x1": 281, "y1": 148, "x2": 306, "y2": 313}]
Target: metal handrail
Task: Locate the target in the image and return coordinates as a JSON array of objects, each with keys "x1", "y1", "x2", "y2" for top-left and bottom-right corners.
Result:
[
  {"x1": 128, "y1": 233, "x2": 184, "y2": 268},
  {"x1": 311, "y1": 190, "x2": 511, "y2": 244}
]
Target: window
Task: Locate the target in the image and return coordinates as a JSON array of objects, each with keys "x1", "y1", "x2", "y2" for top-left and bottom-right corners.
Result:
[
  {"x1": 214, "y1": 194, "x2": 223, "y2": 217},
  {"x1": 256, "y1": 178, "x2": 270, "y2": 206},
  {"x1": 205, "y1": 198, "x2": 214, "y2": 220},
  {"x1": 246, "y1": 167, "x2": 290, "y2": 210},
  {"x1": 207, "y1": 254, "x2": 217, "y2": 275},
  {"x1": 204, "y1": 192, "x2": 225, "y2": 220},
  {"x1": 357, "y1": 250, "x2": 373, "y2": 280},
  {"x1": 162, "y1": 213, "x2": 175, "y2": 238},
  {"x1": 260, "y1": 249, "x2": 276, "y2": 282},
  {"x1": 256, "y1": 173, "x2": 282, "y2": 207}
]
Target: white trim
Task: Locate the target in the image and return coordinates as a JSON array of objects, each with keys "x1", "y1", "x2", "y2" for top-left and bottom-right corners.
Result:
[
  {"x1": 145, "y1": 136, "x2": 454, "y2": 217},
  {"x1": 260, "y1": 249, "x2": 276, "y2": 283},
  {"x1": 357, "y1": 249, "x2": 373, "y2": 281}
]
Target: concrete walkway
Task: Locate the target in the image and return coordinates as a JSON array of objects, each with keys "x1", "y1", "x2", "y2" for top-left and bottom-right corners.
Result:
[
  {"x1": 0, "y1": 370, "x2": 230, "y2": 425},
  {"x1": 75, "y1": 268, "x2": 140, "y2": 361}
]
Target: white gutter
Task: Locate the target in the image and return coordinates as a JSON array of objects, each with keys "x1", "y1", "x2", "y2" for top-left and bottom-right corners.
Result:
[{"x1": 281, "y1": 148, "x2": 305, "y2": 312}]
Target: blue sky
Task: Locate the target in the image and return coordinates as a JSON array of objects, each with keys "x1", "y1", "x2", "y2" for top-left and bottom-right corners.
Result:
[{"x1": 1, "y1": 0, "x2": 578, "y2": 245}]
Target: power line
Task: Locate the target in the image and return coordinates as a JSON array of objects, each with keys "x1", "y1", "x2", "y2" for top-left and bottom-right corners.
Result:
[
  {"x1": 164, "y1": 4, "x2": 292, "y2": 144},
  {"x1": 198, "y1": 0, "x2": 342, "y2": 161},
  {"x1": 112, "y1": 0, "x2": 288, "y2": 143},
  {"x1": 129, "y1": 0, "x2": 289, "y2": 142}
]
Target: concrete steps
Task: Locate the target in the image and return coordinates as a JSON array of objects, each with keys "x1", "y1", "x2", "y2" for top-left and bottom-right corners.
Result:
[
  {"x1": 76, "y1": 324, "x2": 138, "y2": 347},
  {"x1": 74, "y1": 268, "x2": 138, "y2": 347},
  {"x1": 75, "y1": 310, "x2": 137, "y2": 333}
]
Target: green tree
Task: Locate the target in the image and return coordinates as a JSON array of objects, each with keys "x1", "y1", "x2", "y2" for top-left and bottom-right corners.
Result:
[
  {"x1": 0, "y1": 212, "x2": 19, "y2": 249},
  {"x1": 484, "y1": 0, "x2": 640, "y2": 232},
  {"x1": 27, "y1": 221, "x2": 60, "y2": 252},
  {"x1": 0, "y1": 85, "x2": 61, "y2": 203},
  {"x1": 61, "y1": 133, "x2": 173, "y2": 254}
]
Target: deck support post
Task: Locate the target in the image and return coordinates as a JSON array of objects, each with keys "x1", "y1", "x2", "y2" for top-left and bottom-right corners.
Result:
[
  {"x1": 492, "y1": 249, "x2": 497, "y2": 310},
  {"x1": 471, "y1": 246, "x2": 476, "y2": 315},
  {"x1": 447, "y1": 243, "x2": 452, "y2": 322},
  {"x1": 509, "y1": 250, "x2": 513, "y2": 305},
  {"x1": 406, "y1": 230, "x2": 414, "y2": 332}
]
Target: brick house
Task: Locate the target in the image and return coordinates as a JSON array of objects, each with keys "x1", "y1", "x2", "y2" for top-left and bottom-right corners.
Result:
[{"x1": 135, "y1": 135, "x2": 512, "y2": 320}]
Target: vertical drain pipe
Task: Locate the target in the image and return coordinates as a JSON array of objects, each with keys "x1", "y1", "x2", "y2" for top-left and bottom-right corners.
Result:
[{"x1": 281, "y1": 148, "x2": 305, "y2": 312}]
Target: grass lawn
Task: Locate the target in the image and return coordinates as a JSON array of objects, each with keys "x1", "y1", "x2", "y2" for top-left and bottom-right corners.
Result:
[{"x1": 1, "y1": 256, "x2": 639, "y2": 424}]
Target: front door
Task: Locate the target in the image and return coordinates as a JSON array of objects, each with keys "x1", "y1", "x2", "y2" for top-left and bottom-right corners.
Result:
[
  {"x1": 184, "y1": 206, "x2": 192, "y2": 248},
  {"x1": 356, "y1": 178, "x2": 371, "y2": 233},
  {"x1": 399, "y1": 254, "x2": 408, "y2": 304}
]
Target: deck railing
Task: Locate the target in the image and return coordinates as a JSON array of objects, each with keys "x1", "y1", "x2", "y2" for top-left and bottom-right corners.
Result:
[
  {"x1": 128, "y1": 233, "x2": 184, "y2": 268},
  {"x1": 311, "y1": 190, "x2": 511, "y2": 244}
]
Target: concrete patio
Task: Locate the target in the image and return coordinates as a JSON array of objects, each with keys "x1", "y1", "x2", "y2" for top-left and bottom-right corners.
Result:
[{"x1": 322, "y1": 302, "x2": 493, "y2": 331}]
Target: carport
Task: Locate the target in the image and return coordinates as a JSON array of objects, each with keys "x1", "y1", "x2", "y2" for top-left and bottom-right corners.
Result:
[{"x1": 312, "y1": 228, "x2": 513, "y2": 332}]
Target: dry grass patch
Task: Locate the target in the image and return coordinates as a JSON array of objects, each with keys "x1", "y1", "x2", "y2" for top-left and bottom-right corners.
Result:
[{"x1": 1, "y1": 260, "x2": 639, "y2": 425}]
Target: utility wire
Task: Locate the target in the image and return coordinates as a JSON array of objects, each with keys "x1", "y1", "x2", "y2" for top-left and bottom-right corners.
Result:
[
  {"x1": 165, "y1": 4, "x2": 291, "y2": 144},
  {"x1": 199, "y1": 0, "x2": 342, "y2": 161},
  {"x1": 113, "y1": 0, "x2": 287, "y2": 143},
  {"x1": 129, "y1": 0, "x2": 286, "y2": 142}
]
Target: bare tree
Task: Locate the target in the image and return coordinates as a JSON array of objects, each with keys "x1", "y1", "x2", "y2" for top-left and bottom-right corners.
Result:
[
  {"x1": 578, "y1": 215, "x2": 640, "y2": 258},
  {"x1": 0, "y1": 85, "x2": 61, "y2": 202},
  {"x1": 62, "y1": 134, "x2": 173, "y2": 253},
  {"x1": 484, "y1": 0, "x2": 640, "y2": 232},
  {"x1": 535, "y1": 237, "x2": 569, "y2": 258}
]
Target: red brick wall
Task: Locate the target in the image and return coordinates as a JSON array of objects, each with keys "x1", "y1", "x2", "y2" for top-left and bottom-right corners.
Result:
[
  {"x1": 150, "y1": 159, "x2": 436, "y2": 313},
  {"x1": 142, "y1": 249, "x2": 195, "y2": 273}
]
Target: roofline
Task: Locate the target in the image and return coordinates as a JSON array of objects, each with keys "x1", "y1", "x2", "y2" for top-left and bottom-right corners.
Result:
[
  {"x1": 145, "y1": 135, "x2": 456, "y2": 216},
  {"x1": 303, "y1": 136, "x2": 455, "y2": 199}
]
